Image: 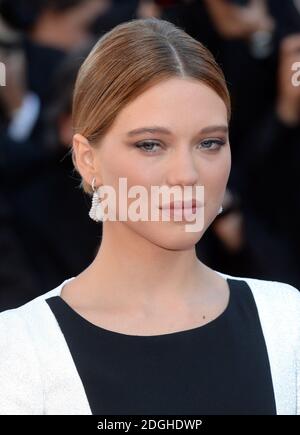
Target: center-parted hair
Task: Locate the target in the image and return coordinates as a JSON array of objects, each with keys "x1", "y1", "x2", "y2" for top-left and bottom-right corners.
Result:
[{"x1": 72, "y1": 17, "x2": 231, "y2": 195}]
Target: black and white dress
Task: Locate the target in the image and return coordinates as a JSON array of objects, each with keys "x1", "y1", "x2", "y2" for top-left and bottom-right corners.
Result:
[
  {"x1": 0, "y1": 272, "x2": 299, "y2": 415},
  {"x1": 46, "y1": 278, "x2": 277, "y2": 415}
]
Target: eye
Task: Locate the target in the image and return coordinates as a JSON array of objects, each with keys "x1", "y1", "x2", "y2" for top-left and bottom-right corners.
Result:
[
  {"x1": 135, "y1": 141, "x2": 162, "y2": 153},
  {"x1": 199, "y1": 139, "x2": 226, "y2": 150}
]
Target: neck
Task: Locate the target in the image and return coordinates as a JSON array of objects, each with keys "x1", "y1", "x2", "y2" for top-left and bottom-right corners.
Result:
[{"x1": 82, "y1": 221, "x2": 217, "y2": 310}]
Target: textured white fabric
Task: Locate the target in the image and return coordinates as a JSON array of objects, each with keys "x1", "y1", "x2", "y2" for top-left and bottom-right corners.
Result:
[
  {"x1": 0, "y1": 271, "x2": 299, "y2": 415},
  {"x1": 217, "y1": 272, "x2": 300, "y2": 415}
]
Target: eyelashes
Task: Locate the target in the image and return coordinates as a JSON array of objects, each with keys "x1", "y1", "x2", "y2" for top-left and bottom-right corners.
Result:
[
  {"x1": 199, "y1": 139, "x2": 226, "y2": 150},
  {"x1": 135, "y1": 141, "x2": 162, "y2": 153},
  {"x1": 135, "y1": 139, "x2": 226, "y2": 154}
]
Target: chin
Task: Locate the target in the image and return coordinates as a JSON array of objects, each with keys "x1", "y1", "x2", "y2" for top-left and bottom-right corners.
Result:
[{"x1": 131, "y1": 220, "x2": 206, "y2": 251}]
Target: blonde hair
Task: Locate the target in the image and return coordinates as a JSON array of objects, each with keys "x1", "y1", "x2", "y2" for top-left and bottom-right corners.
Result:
[{"x1": 72, "y1": 17, "x2": 231, "y2": 195}]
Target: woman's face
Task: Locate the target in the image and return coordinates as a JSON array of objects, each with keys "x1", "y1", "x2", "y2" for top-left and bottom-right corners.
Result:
[{"x1": 75, "y1": 77, "x2": 231, "y2": 250}]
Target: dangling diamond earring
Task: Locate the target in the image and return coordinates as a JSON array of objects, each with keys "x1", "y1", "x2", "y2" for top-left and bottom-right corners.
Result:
[
  {"x1": 89, "y1": 177, "x2": 104, "y2": 222},
  {"x1": 218, "y1": 205, "x2": 223, "y2": 215}
]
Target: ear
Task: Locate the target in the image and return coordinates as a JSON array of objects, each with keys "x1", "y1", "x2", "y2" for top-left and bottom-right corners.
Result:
[{"x1": 72, "y1": 133, "x2": 101, "y2": 186}]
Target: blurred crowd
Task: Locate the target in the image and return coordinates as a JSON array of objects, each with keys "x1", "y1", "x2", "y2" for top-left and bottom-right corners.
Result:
[{"x1": 0, "y1": 0, "x2": 299, "y2": 311}]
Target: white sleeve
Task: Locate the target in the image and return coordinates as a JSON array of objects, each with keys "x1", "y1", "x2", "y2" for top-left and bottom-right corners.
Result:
[
  {"x1": 283, "y1": 283, "x2": 300, "y2": 415},
  {"x1": 297, "y1": 339, "x2": 300, "y2": 415},
  {"x1": 0, "y1": 310, "x2": 44, "y2": 415},
  {"x1": 296, "y1": 293, "x2": 300, "y2": 416}
]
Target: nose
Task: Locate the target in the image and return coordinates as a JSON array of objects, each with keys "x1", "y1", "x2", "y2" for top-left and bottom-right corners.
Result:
[{"x1": 165, "y1": 148, "x2": 199, "y2": 188}]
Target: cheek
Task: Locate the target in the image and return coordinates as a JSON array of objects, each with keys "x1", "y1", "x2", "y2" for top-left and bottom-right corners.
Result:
[
  {"x1": 103, "y1": 152, "x2": 158, "y2": 188},
  {"x1": 201, "y1": 151, "x2": 231, "y2": 202},
  {"x1": 99, "y1": 152, "x2": 158, "y2": 213}
]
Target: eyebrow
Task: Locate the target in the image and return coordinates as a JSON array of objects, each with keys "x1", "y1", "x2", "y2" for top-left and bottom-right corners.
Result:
[{"x1": 126, "y1": 125, "x2": 228, "y2": 137}]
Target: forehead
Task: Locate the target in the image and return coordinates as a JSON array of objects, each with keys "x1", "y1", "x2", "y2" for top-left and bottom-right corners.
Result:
[{"x1": 109, "y1": 77, "x2": 228, "y2": 136}]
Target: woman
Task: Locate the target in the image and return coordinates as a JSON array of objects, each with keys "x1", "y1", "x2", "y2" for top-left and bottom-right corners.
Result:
[{"x1": 0, "y1": 17, "x2": 299, "y2": 415}]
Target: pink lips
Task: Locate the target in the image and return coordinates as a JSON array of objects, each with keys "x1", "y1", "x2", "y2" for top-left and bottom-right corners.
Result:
[{"x1": 159, "y1": 199, "x2": 202, "y2": 210}]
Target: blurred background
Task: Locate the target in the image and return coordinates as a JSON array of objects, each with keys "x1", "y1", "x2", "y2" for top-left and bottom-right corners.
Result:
[{"x1": 0, "y1": 0, "x2": 299, "y2": 311}]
